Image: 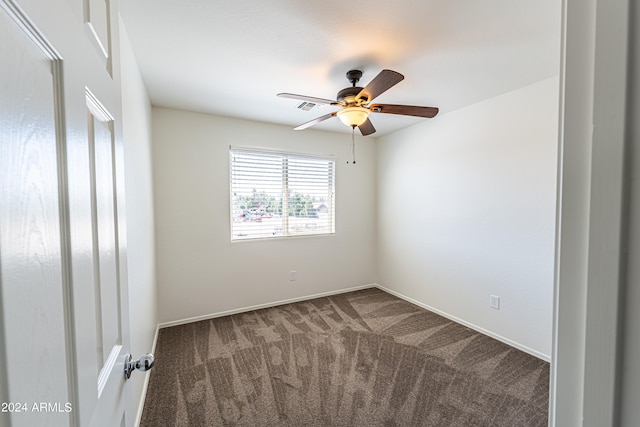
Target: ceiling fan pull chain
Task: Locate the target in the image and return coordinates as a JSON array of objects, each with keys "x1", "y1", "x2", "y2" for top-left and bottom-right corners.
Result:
[
  {"x1": 352, "y1": 131, "x2": 356, "y2": 164},
  {"x1": 348, "y1": 126, "x2": 356, "y2": 164}
]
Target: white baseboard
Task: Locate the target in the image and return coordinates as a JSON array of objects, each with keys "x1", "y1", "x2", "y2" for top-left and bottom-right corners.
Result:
[
  {"x1": 135, "y1": 325, "x2": 159, "y2": 427},
  {"x1": 155, "y1": 282, "x2": 549, "y2": 362},
  {"x1": 374, "y1": 283, "x2": 551, "y2": 362},
  {"x1": 158, "y1": 284, "x2": 377, "y2": 329}
]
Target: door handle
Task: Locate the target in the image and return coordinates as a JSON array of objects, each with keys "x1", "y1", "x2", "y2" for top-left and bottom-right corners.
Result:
[{"x1": 124, "y1": 353, "x2": 155, "y2": 380}]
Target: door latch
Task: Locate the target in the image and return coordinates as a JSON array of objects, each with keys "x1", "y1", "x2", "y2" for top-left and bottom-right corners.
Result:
[{"x1": 124, "y1": 353, "x2": 155, "y2": 380}]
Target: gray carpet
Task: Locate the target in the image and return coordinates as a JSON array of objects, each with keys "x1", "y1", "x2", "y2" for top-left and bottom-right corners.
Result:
[{"x1": 141, "y1": 288, "x2": 549, "y2": 426}]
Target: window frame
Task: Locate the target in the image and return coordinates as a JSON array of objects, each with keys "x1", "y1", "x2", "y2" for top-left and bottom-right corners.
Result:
[{"x1": 229, "y1": 146, "x2": 336, "y2": 242}]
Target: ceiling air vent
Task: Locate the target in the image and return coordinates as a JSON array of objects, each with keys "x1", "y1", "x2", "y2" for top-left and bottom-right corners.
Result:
[{"x1": 296, "y1": 101, "x2": 318, "y2": 111}]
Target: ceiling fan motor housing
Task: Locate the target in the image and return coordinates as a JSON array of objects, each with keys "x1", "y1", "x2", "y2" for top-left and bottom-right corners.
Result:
[
  {"x1": 339, "y1": 69, "x2": 368, "y2": 104},
  {"x1": 337, "y1": 86, "x2": 365, "y2": 104}
]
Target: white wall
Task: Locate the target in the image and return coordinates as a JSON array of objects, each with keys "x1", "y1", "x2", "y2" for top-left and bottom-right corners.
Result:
[
  {"x1": 119, "y1": 18, "x2": 157, "y2": 425},
  {"x1": 152, "y1": 108, "x2": 377, "y2": 324},
  {"x1": 376, "y1": 77, "x2": 559, "y2": 359}
]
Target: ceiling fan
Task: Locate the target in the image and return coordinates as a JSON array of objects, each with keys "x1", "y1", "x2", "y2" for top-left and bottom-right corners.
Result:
[{"x1": 278, "y1": 69, "x2": 439, "y2": 136}]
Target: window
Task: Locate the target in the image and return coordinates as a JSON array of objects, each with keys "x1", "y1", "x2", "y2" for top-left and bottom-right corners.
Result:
[{"x1": 230, "y1": 147, "x2": 335, "y2": 240}]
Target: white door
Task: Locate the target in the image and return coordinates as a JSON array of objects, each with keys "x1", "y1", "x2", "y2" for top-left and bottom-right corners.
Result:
[{"x1": 0, "y1": 0, "x2": 133, "y2": 426}]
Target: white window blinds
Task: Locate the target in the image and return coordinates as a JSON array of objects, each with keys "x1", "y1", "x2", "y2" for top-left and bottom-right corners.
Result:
[{"x1": 230, "y1": 147, "x2": 335, "y2": 240}]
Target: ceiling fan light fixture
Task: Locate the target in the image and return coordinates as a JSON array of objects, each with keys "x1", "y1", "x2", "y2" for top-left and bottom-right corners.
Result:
[{"x1": 337, "y1": 106, "x2": 370, "y2": 127}]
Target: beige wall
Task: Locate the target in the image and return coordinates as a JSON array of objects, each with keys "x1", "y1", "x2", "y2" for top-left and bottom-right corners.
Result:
[
  {"x1": 152, "y1": 108, "x2": 377, "y2": 324},
  {"x1": 119, "y1": 18, "x2": 157, "y2": 424},
  {"x1": 376, "y1": 77, "x2": 559, "y2": 359}
]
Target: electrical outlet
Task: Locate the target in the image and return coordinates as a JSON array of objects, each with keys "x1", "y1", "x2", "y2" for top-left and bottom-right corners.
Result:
[
  {"x1": 490, "y1": 295, "x2": 500, "y2": 310},
  {"x1": 289, "y1": 270, "x2": 297, "y2": 281}
]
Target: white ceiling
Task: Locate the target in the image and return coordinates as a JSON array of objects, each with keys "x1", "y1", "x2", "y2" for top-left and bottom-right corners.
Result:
[{"x1": 119, "y1": 0, "x2": 561, "y2": 136}]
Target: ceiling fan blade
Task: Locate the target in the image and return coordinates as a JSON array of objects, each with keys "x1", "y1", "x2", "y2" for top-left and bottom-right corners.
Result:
[
  {"x1": 277, "y1": 93, "x2": 338, "y2": 105},
  {"x1": 370, "y1": 103, "x2": 439, "y2": 118},
  {"x1": 356, "y1": 70, "x2": 404, "y2": 103},
  {"x1": 358, "y1": 118, "x2": 376, "y2": 136},
  {"x1": 294, "y1": 112, "x2": 336, "y2": 130}
]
